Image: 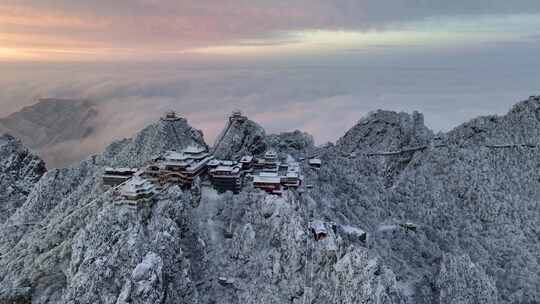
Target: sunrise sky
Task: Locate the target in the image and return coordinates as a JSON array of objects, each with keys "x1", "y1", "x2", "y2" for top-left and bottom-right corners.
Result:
[
  {"x1": 2, "y1": 1, "x2": 540, "y2": 62},
  {"x1": 2, "y1": 1, "x2": 540, "y2": 156}
]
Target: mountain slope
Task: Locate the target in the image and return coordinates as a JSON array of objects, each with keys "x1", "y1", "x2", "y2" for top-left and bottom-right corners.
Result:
[
  {"x1": 0, "y1": 116, "x2": 209, "y2": 304},
  {"x1": 100, "y1": 115, "x2": 207, "y2": 167},
  {"x1": 0, "y1": 134, "x2": 46, "y2": 224},
  {"x1": 337, "y1": 110, "x2": 432, "y2": 154},
  {"x1": 307, "y1": 101, "x2": 540, "y2": 303},
  {"x1": 0, "y1": 99, "x2": 539, "y2": 304},
  {"x1": 447, "y1": 97, "x2": 540, "y2": 146},
  {"x1": 212, "y1": 115, "x2": 266, "y2": 159}
]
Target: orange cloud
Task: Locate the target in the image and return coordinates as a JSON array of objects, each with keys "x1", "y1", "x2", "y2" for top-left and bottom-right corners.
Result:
[{"x1": 0, "y1": 4, "x2": 108, "y2": 29}]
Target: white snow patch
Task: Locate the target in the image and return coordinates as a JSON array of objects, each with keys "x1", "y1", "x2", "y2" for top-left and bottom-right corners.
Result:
[
  {"x1": 377, "y1": 224, "x2": 398, "y2": 232},
  {"x1": 132, "y1": 252, "x2": 162, "y2": 282},
  {"x1": 367, "y1": 258, "x2": 378, "y2": 268}
]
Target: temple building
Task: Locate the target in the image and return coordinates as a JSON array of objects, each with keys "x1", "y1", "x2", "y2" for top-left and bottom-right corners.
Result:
[
  {"x1": 161, "y1": 110, "x2": 183, "y2": 121},
  {"x1": 281, "y1": 162, "x2": 301, "y2": 188},
  {"x1": 155, "y1": 146, "x2": 213, "y2": 188},
  {"x1": 264, "y1": 150, "x2": 278, "y2": 162},
  {"x1": 208, "y1": 161, "x2": 243, "y2": 193},
  {"x1": 253, "y1": 172, "x2": 282, "y2": 195},
  {"x1": 141, "y1": 164, "x2": 162, "y2": 184},
  {"x1": 229, "y1": 110, "x2": 248, "y2": 123},
  {"x1": 308, "y1": 158, "x2": 322, "y2": 168},
  {"x1": 103, "y1": 167, "x2": 138, "y2": 186},
  {"x1": 120, "y1": 176, "x2": 158, "y2": 201},
  {"x1": 310, "y1": 220, "x2": 328, "y2": 241},
  {"x1": 257, "y1": 150, "x2": 278, "y2": 172},
  {"x1": 239, "y1": 155, "x2": 254, "y2": 170}
]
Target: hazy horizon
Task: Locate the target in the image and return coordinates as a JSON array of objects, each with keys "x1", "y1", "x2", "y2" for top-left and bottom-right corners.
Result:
[{"x1": 1, "y1": 1, "x2": 540, "y2": 153}]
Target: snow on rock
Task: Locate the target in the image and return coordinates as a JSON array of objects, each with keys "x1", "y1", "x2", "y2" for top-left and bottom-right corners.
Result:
[
  {"x1": 1, "y1": 99, "x2": 539, "y2": 304},
  {"x1": 447, "y1": 98, "x2": 540, "y2": 147},
  {"x1": 306, "y1": 104, "x2": 540, "y2": 303},
  {"x1": 100, "y1": 115, "x2": 207, "y2": 167},
  {"x1": 212, "y1": 117, "x2": 266, "y2": 159},
  {"x1": 0, "y1": 133, "x2": 46, "y2": 223},
  {"x1": 436, "y1": 254, "x2": 498, "y2": 304},
  {"x1": 265, "y1": 130, "x2": 315, "y2": 155},
  {"x1": 122, "y1": 252, "x2": 165, "y2": 304},
  {"x1": 330, "y1": 248, "x2": 404, "y2": 303},
  {"x1": 336, "y1": 110, "x2": 432, "y2": 154},
  {"x1": 332, "y1": 110, "x2": 433, "y2": 187}
]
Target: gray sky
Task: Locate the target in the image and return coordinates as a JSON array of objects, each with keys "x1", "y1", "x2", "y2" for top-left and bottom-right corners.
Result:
[{"x1": 1, "y1": 1, "x2": 540, "y2": 148}]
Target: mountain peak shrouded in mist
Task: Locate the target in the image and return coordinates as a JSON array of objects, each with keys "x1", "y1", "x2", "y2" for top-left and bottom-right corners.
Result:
[
  {"x1": 0, "y1": 98, "x2": 98, "y2": 147},
  {"x1": 0, "y1": 99, "x2": 539, "y2": 303},
  {"x1": 0, "y1": 98, "x2": 99, "y2": 168}
]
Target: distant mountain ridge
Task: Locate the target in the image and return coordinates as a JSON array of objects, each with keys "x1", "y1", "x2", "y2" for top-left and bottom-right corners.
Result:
[{"x1": 0, "y1": 98, "x2": 98, "y2": 167}]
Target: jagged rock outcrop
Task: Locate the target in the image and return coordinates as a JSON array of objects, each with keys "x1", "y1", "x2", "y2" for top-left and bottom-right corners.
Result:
[
  {"x1": 212, "y1": 117, "x2": 266, "y2": 159},
  {"x1": 100, "y1": 116, "x2": 207, "y2": 167},
  {"x1": 1, "y1": 99, "x2": 539, "y2": 304},
  {"x1": 0, "y1": 134, "x2": 46, "y2": 223},
  {"x1": 333, "y1": 110, "x2": 433, "y2": 187},
  {"x1": 337, "y1": 110, "x2": 432, "y2": 154}
]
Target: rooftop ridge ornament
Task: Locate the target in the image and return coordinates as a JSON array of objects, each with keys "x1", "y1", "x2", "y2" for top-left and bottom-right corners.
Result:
[
  {"x1": 229, "y1": 109, "x2": 247, "y2": 122},
  {"x1": 161, "y1": 110, "x2": 182, "y2": 121}
]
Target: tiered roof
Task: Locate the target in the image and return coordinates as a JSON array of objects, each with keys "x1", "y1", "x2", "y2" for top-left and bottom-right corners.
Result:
[
  {"x1": 253, "y1": 172, "x2": 281, "y2": 184},
  {"x1": 121, "y1": 176, "x2": 156, "y2": 198},
  {"x1": 308, "y1": 158, "x2": 322, "y2": 165}
]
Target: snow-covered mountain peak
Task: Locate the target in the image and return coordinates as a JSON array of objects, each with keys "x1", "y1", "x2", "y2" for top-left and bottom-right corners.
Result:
[
  {"x1": 336, "y1": 110, "x2": 433, "y2": 154},
  {"x1": 212, "y1": 112, "x2": 267, "y2": 159},
  {"x1": 99, "y1": 112, "x2": 207, "y2": 167}
]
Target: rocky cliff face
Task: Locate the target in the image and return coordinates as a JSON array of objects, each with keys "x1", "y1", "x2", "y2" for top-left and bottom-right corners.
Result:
[
  {"x1": 100, "y1": 116, "x2": 207, "y2": 167},
  {"x1": 337, "y1": 110, "x2": 433, "y2": 154},
  {"x1": 212, "y1": 117, "x2": 266, "y2": 159},
  {"x1": 0, "y1": 134, "x2": 46, "y2": 224},
  {"x1": 1, "y1": 100, "x2": 539, "y2": 304},
  {"x1": 334, "y1": 110, "x2": 433, "y2": 187}
]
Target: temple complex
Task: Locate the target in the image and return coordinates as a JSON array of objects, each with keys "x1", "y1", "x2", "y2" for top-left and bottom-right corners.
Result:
[{"x1": 104, "y1": 111, "x2": 308, "y2": 202}]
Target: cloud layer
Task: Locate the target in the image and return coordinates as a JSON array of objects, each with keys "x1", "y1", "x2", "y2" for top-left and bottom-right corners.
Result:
[{"x1": 2, "y1": 39, "x2": 539, "y2": 154}]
